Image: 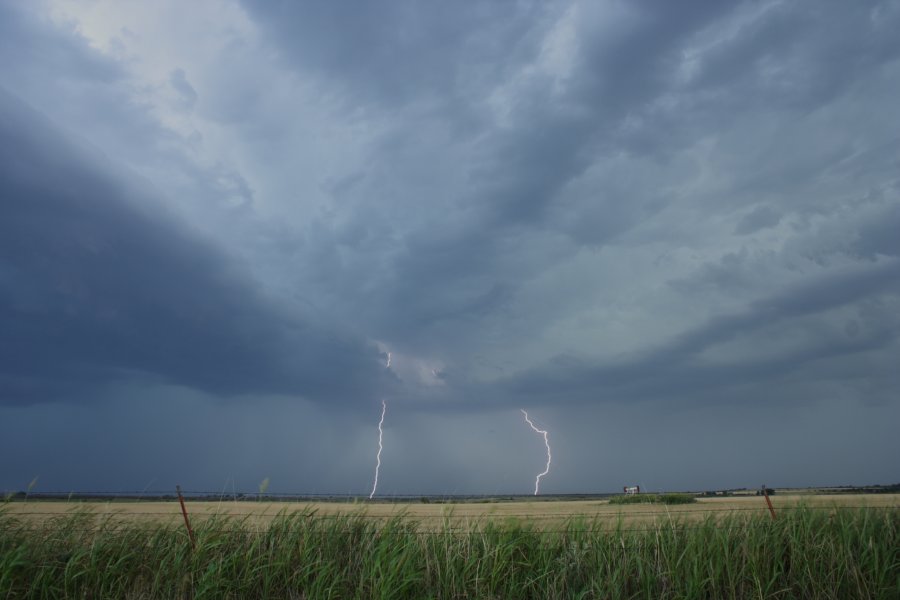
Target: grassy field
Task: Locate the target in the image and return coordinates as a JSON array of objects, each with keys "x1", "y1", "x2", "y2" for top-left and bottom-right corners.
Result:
[
  {"x1": 2, "y1": 495, "x2": 898, "y2": 598},
  {"x1": 6, "y1": 493, "x2": 897, "y2": 528}
]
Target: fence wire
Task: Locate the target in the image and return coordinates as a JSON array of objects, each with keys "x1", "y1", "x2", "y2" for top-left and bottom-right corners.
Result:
[{"x1": 3, "y1": 505, "x2": 896, "y2": 518}]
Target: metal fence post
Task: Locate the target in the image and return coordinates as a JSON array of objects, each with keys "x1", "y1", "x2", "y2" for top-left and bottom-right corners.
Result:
[
  {"x1": 762, "y1": 485, "x2": 776, "y2": 520},
  {"x1": 176, "y1": 485, "x2": 197, "y2": 548}
]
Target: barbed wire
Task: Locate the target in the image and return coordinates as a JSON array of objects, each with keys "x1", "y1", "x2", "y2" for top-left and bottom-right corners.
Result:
[{"x1": 3, "y1": 504, "x2": 896, "y2": 519}]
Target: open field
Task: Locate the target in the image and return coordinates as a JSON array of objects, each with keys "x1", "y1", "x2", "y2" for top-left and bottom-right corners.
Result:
[
  {"x1": 6, "y1": 493, "x2": 899, "y2": 528},
  {"x1": 3, "y1": 496, "x2": 898, "y2": 598}
]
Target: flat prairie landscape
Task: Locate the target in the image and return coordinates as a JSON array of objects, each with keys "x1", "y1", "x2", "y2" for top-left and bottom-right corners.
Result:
[
  {"x1": 7, "y1": 492, "x2": 898, "y2": 527},
  {"x1": 3, "y1": 494, "x2": 898, "y2": 598}
]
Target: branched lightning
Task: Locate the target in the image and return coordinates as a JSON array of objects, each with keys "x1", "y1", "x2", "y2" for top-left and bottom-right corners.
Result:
[
  {"x1": 369, "y1": 399, "x2": 387, "y2": 499},
  {"x1": 521, "y1": 409, "x2": 551, "y2": 495}
]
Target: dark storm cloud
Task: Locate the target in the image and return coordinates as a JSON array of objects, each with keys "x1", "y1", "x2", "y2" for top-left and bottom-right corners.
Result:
[
  {"x1": 686, "y1": 1, "x2": 900, "y2": 111},
  {"x1": 0, "y1": 3, "x2": 257, "y2": 231},
  {"x1": 235, "y1": 0, "x2": 900, "y2": 380},
  {"x1": 238, "y1": 0, "x2": 555, "y2": 108},
  {"x1": 456, "y1": 0, "x2": 735, "y2": 228},
  {"x1": 0, "y1": 89, "x2": 389, "y2": 405},
  {"x1": 503, "y1": 258, "x2": 900, "y2": 404},
  {"x1": 852, "y1": 202, "x2": 900, "y2": 259},
  {"x1": 734, "y1": 206, "x2": 781, "y2": 235},
  {"x1": 237, "y1": 0, "x2": 738, "y2": 347}
]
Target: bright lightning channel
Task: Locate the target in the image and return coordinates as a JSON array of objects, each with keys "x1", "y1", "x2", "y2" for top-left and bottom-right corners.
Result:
[
  {"x1": 369, "y1": 399, "x2": 387, "y2": 499},
  {"x1": 369, "y1": 351, "x2": 392, "y2": 499},
  {"x1": 521, "y1": 409, "x2": 552, "y2": 495}
]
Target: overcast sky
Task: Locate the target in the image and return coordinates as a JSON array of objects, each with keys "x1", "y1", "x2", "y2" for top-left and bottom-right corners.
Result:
[{"x1": 2, "y1": 0, "x2": 899, "y2": 496}]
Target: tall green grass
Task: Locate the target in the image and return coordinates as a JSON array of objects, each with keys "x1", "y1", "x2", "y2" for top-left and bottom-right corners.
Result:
[{"x1": 1, "y1": 507, "x2": 897, "y2": 599}]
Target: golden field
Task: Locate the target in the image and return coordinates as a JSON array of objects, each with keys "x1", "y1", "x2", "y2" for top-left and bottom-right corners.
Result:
[{"x1": 7, "y1": 493, "x2": 898, "y2": 530}]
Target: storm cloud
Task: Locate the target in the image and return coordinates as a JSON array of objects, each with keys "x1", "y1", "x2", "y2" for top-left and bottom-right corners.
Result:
[
  {"x1": 1, "y1": 0, "x2": 898, "y2": 494},
  {"x1": 0, "y1": 89, "x2": 389, "y2": 405}
]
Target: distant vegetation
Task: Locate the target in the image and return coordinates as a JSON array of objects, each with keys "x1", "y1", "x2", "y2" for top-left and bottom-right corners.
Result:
[
  {"x1": 1, "y1": 507, "x2": 897, "y2": 598},
  {"x1": 608, "y1": 492, "x2": 697, "y2": 505}
]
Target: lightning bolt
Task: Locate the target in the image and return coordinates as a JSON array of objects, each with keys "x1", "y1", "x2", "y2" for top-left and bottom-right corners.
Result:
[
  {"x1": 369, "y1": 399, "x2": 387, "y2": 499},
  {"x1": 521, "y1": 409, "x2": 551, "y2": 495},
  {"x1": 386, "y1": 352, "x2": 391, "y2": 368}
]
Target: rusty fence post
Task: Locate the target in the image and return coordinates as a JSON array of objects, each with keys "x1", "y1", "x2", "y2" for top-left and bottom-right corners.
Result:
[
  {"x1": 762, "y1": 485, "x2": 777, "y2": 520},
  {"x1": 176, "y1": 485, "x2": 197, "y2": 548}
]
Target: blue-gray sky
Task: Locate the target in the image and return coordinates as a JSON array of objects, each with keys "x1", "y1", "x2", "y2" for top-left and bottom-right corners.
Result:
[{"x1": 2, "y1": 0, "x2": 899, "y2": 495}]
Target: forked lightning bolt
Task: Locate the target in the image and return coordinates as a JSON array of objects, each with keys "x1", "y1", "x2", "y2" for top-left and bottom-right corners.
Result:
[
  {"x1": 369, "y1": 399, "x2": 387, "y2": 499},
  {"x1": 521, "y1": 409, "x2": 551, "y2": 495}
]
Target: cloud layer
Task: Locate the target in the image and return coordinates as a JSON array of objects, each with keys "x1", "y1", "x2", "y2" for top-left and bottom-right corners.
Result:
[{"x1": 1, "y1": 0, "x2": 898, "y2": 493}]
